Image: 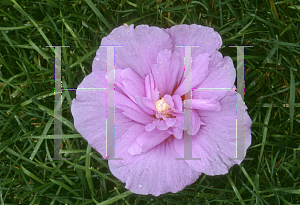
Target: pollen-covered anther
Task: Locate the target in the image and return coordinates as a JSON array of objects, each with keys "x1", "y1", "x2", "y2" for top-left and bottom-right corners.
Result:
[{"x1": 155, "y1": 97, "x2": 170, "y2": 113}]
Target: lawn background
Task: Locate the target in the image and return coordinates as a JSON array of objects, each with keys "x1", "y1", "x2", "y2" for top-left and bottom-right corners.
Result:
[{"x1": 0, "y1": 0, "x2": 300, "y2": 204}]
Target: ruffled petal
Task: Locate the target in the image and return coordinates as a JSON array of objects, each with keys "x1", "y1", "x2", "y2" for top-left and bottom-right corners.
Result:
[
  {"x1": 107, "y1": 69, "x2": 131, "y2": 98},
  {"x1": 173, "y1": 53, "x2": 210, "y2": 96},
  {"x1": 128, "y1": 140, "x2": 143, "y2": 155},
  {"x1": 172, "y1": 127, "x2": 183, "y2": 139},
  {"x1": 184, "y1": 109, "x2": 202, "y2": 135},
  {"x1": 145, "y1": 123, "x2": 155, "y2": 132},
  {"x1": 173, "y1": 134, "x2": 229, "y2": 175},
  {"x1": 109, "y1": 90, "x2": 153, "y2": 124},
  {"x1": 121, "y1": 68, "x2": 145, "y2": 99},
  {"x1": 163, "y1": 24, "x2": 222, "y2": 87},
  {"x1": 139, "y1": 96, "x2": 156, "y2": 111},
  {"x1": 94, "y1": 25, "x2": 173, "y2": 79},
  {"x1": 145, "y1": 74, "x2": 159, "y2": 102},
  {"x1": 174, "y1": 113, "x2": 185, "y2": 130},
  {"x1": 137, "y1": 129, "x2": 170, "y2": 153},
  {"x1": 165, "y1": 118, "x2": 176, "y2": 127},
  {"x1": 72, "y1": 71, "x2": 135, "y2": 157},
  {"x1": 114, "y1": 109, "x2": 136, "y2": 142},
  {"x1": 184, "y1": 96, "x2": 221, "y2": 111},
  {"x1": 193, "y1": 51, "x2": 236, "y2": 101},
  {"x1": 134, "y1": 96, "x2": 156, "y2": 115},
  {"x1": 71, "y1": 71, "x2": 107, "y2": 156},
  {"x1": 163, "y1": 24, "x2": 222, "y2": 58},
  {"x1": 109, "y1": 131, "x2": 200, "y2": 196},
  {"x1": 174, "y1": 92, "x2": 252, "y2": 175},
  {"x1": 152, "y1": 50, "x2": 181, "y2": 97},
  {"x1": 154, "y1": 119, "x2": 169, "y2": 130},
  {"x1": 172, "y1": 95, "x2": 183, "y2": 112}
]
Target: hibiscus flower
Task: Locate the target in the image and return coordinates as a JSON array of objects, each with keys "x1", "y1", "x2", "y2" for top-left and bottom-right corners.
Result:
[{"x1": 71, "y1": 24, "x2": 252, "y2": 196}]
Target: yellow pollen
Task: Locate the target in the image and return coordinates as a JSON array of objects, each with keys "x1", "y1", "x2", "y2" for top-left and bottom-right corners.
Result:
[{"x1": 155, "y1": 97, "x2": 170, "y2": 113}]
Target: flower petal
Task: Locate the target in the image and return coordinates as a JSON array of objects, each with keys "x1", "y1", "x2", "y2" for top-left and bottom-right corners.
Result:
[
  {"x1": 94, "y1": 24, "x2": 173, "y2": 79},
  {"x1": 152, "y1": 50, "x2": 182, "y2": 97},
  {"x1": 107, "y1": 69, "x2": 133, "y2": 98},
  {"x1": 109, "y1": 90, "x2": 153, "y2": 124},
  {"x1": 72, "y1": 71, "x2": 135, "y2": 157},
  {"x1": 184, "y1": 97, "x2": 221, "y2": 111},
  {"x1": 145, "y1": 74, "x2": 159, "y2": 102},
  {"x1": 172, "y1": 95, "x2": 183, "y2": 112},
  {"x1": 174, "y1": 92, "x2": 252, "y2": 175},
  {"x1": 193, "y1": 51, "x2": 236, "y2": 101},
  {"x1": 145, "y1": 123, "x2": 155, "y2": 132},
  {"x1": 173, "y1": 53, "x2": 210, "y2": 96},
  {"x1": 165, "y1": 118, "x2": 176, "y2": 127},
  {"x1": 174, "y1": 113, "x2": 185, "y2": 130},
  {"x1": 114, "y1": 124, "x2": 145, "y2": 160},
  {"x1": 164, "y1": 24, "x2": 222, "y2": 58},
  {"x1": 172, "y1": 127, "x2": 183, "y2": 139},
  {"x1": 121, "y1": 68, "x2": 145, "y2": 99},
  {"x1": 71, "y1": 71, "x2": 107, "y2": 156},
  {"x1": 184, "y1": 109, "x2": 202, "y2": 135},
  {"x1": 134, "y1": 96, "x2": 156, "y2": 115},
  {"x1": 109, "y1": 135, "x2": 200, "y2": 196},
  {"x1": 154, "y1": 119, "x2": 169, "y2": 130},
  {"x1": 136, "y1": 129, "x2": 170, "y2": 153},
  {"x1": 163, "y1": 94, "x2": 174, "y2": 108},
  {"x1": 173, "y1": 134, "x2": 228, "y2": 175},
  {"x1": 128, "y1": 140, "x2": 143, "y2": 155},
  {"x1": 114, "y1": 109, "x2": 136, "y2": 142}
]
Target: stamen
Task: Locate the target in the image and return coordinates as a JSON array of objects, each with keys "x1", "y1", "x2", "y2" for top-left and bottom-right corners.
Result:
[{"x1": 155, "y1": 97, "x2": 170, "y2": 113}]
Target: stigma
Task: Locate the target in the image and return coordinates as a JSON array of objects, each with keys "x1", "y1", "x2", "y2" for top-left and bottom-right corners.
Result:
[{"x1": 155, "y1": 97, "x2": 170, "y2": 113}]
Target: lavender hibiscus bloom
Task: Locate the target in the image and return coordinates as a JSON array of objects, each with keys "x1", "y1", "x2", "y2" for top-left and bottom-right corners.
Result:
[{"x1": 71, "y1": 24, "x2": 252, "y2": 196}]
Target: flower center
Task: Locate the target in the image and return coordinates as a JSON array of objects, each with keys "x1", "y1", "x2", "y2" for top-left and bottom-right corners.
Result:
[{"x1": 155, "y1": 97, "x2": 170, "y2": 113}]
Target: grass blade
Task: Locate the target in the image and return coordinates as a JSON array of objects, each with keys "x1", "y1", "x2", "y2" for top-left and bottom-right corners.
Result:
[
  {"x1": 84, "y1": 0, "x2": 112, "y2": 30},
  {"x1": 96, "y1": 190, "x2": 132, "y2": 205},
  {"x1": 289, "y1": 68, "x2": 295, "y2": 133},
  {"x1": 50, "y1": 179, "x2": 80, "y2": 197}
]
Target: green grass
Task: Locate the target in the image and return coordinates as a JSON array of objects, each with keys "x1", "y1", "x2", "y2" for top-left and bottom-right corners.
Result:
[{"x1": 0, "y1": 0, "x2": 300, "y2": 204}]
